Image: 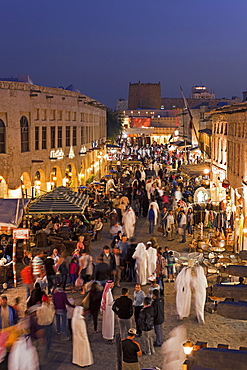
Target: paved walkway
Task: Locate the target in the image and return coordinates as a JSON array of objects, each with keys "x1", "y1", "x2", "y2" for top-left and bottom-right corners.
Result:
[{"x1": 3, "y1": 216, "x2": 247, "y2": 369}]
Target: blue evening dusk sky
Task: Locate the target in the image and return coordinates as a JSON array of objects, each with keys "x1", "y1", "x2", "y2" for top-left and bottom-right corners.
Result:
[{"x1": 1, "y1": 0, "x2": 247, "y2": 108}]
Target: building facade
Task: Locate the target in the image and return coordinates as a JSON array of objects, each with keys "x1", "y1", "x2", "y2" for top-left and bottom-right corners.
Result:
[
  {"x1": 0, "y1": 80, "x2": 107, "y2": 198},
  {"x1": 210, "y1": 102, "x2": 247, "y2": 250},
  {"x1": 190, "y1": 86, "x2": 215, "y2": 99},
  {"x1": 122, "y1": 109, "x2": 178, "y2": 145},
  {"x1": 161, "y1": 96, "x2": 241, "y2": 110}
]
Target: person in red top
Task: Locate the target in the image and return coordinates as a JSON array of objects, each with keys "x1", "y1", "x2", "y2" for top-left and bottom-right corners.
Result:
[
  {"x1": 20, "y1": 263, "x2": 33, "y2": 299},
  {"x1": 69, "y1": 257, "x2": 78, "y2": 292},
  {"x1": 76, "y1": 235, "x2": 85, "y2": 251}
]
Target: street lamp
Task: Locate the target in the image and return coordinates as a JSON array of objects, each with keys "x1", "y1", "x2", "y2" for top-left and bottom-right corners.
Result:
[{"x1": 183, "y1": 339, "x2": 194, "y2": 357}]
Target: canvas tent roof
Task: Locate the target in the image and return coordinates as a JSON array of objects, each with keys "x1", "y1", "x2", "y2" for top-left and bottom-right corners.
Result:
[
  {"x1": 28, "y1": 187, "x2": 88, "y2": 214},
  {"x1": 0, "y1": 199, "x2": 30, "y2": 228}
]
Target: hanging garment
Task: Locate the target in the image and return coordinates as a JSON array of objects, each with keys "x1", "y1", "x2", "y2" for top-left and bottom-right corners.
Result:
[{"x1": 204, "y1": 209, "x2": 209, "y2": 228}]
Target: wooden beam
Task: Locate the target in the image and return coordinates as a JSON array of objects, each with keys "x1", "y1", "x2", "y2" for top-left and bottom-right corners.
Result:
[
  {"x1": 210, "y1": 284, "x2": 247, "y2": 299},
  {"x1": 217, "y1": 301, "x2": 247, "y2": 320},
  {"x1": 225, "y1": 265, "x2": 247, "y2": 277},
  {"x1": 192, "y1": 348, "x2": 247, "y2": 370}
]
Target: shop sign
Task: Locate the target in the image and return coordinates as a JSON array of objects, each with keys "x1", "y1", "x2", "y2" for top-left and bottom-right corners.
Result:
[
  {"x1": 50, "y1": 149, "x2": 64, "y2": 160},
  {"x1": 13, "y1": 229, "x2": 30, "y2": 239},
  {"x1": 79, "y1": 146, "x2": 87, "y2": 155},
  {"x1": 68, "y1": 146, "x2": 75, "y2": 159}
]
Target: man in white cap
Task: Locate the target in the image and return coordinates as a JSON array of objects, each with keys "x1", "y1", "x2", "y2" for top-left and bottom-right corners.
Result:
[{"x1": 121, "y1": 328, "x2": 142, "y2": 370}]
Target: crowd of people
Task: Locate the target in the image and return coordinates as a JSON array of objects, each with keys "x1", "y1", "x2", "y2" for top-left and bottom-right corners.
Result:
[{"x1": 0, "y1": 143, "x2": 214, "y2": 369}]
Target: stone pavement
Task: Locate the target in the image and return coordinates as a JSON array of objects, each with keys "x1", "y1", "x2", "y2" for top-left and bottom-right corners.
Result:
[{"x1": 3, "y1": 216, "x2": 247, "y2": 370}]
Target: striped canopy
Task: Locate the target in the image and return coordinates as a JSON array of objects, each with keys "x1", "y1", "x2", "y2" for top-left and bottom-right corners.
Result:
[{"x1": 28, "y1": 187, "x2": 89, "y2": 214}]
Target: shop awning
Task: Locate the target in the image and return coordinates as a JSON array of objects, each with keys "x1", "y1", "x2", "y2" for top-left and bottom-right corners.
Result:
[
  {"x1": 170, "y1": 140, "x2": 192, "y2": 147},
  {"x1": 189, "y1": 146, "x2": 199, "y2": 151},
  {"x1": 180, "y1": 163, "x2": 210, "y2": 177},
  {"x1": 106, "y1": 144, "x2": 120, "y2": 148},
  {"x1": 28, "y1": 188, "x2": 89, "y2": 214},
  {"x1": 0, "y1": 199, "x2": 30, "y2": 228},
  {"x1": 198, "y1": 128, "x2": 212, "y2": 135}
]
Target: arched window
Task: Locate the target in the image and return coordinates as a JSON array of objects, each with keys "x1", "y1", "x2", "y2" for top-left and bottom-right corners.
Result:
[
  {"x1": 20, "y1": 116, "x2": 29, "y2": 152},
  {"x1": 0, "y1": 120, "x2": 6, "y2": 153}
]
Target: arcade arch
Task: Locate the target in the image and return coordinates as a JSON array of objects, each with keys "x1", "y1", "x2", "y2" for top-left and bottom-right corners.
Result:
[
  {"x1": 49, "y1": 166, "x2": 62, "y2": 190},
  {"x1": 21, "y1": 172, "x2": 32, "y2": 197},
  {"x1": 62, "y1": 163, "x2": 77, "y2": 188}
]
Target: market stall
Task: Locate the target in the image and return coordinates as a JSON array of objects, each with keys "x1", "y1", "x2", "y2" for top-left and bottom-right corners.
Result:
[{"x1": 0, "y1": 199, "x2": 30, "y2": 287}]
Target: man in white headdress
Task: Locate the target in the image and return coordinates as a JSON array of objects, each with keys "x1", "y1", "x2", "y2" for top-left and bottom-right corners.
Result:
[
  {"x1": 146, "y1": 241, "x2": 157, "y2": 277},
  {"x1": 72, "y1": 306, "x2": 94, "y2": 367},
  {"x1": 148, "y1": 200, "x2": 159, "y2": 226},
  {"x1": 100, "y1": 281, "x2": 115, "y2": 343},
  {"x1": 175, "y1": 267, "x2": 192, "y2": 320},
  {"x1": 132, "y1": 243, "x2": 148, "y2": 286},
  {"x1": 191, "y1": 265, "x2": 207, "y2": 324},
  {"x1": 122, "y1": 206, "x2": 136, "y2": 239}
]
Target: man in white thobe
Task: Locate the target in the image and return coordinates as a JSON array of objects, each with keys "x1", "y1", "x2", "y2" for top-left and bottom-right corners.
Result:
[
  {"x1": 101, "y1": 281, "x2": 115, "y2": 343},
  {"x1": 175, "y1": 267, "x2": 192, "y2": 320},
  {"x1": 146, "y1": 241, "x2": 157, "y2": 277},
  {"x1": 72, "y1": 306, "x2": 94, "y2": 367},
  {"x1": 132, "y1": 243, "x2": 148, "y2": 286},
  {"x1": 191, "y1": 266, "x2": 208, "y2": 324},
  {"x1": 122, "y1": 207, "x2": 136, "y2": 239}
]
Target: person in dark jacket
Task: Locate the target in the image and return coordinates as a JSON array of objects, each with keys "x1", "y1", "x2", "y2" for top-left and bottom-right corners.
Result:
[
  {"x1": 100, "y1": 246, "x2": 116, "y2": 280},
  {"x1": 89, "y1": 281, "x2": 103, "y2": 333},
  {"x1": 27, "y1": 282, "x2": 45, "y2": 308},
  {"x1": 138, "y1": 297, "x2": 155, "y2": 356},
  {"x1": 93, "y1": 257, "x2": 110, "y2": 287},
  {"x1": 112, "y1": 288, "x2": 133, "y2": 339},
  {"x1": 151, "y1": 289, "x2": 164, "y2": 347}
]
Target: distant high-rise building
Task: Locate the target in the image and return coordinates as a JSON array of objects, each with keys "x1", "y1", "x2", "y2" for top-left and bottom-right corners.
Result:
[
  {"x1": 0, "y1": 73, "x2": 33, "y2": 84},
  {"x1": 128, "y1": 81, "x2": 161, "y2": 110},
  {"x1": 190, "y1": 86, "x2": 215, "y2": 99}
]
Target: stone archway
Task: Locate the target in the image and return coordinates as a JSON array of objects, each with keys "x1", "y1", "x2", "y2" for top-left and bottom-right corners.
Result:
[
  {"x1": 21, "y1": 172, "x2": 32, "y2": 198},
  {"x1": 0, "y1": 175, "x2": 7, "y2": 198},
  {"x1": 34, "y1": 169, "x2": 46, "y2": 196},
  {"x1": 62, "y1": 163, "x2": 78, "y2": 189},
  {"x1": 49, "y1": 166, "x2": 62, "y2": 190}
]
